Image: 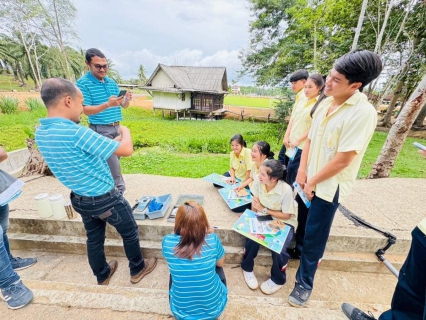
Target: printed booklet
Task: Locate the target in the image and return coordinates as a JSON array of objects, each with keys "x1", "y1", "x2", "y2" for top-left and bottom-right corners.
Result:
[
  {"x1": 203, "y1": 173, "x2": 241, "y2": 188},
  {"x1": 232, "y1": 209, "x2": 291, "y2": 253},
  {"x1": 219, "y1": 186, "x2": 252, "y2": 209}
]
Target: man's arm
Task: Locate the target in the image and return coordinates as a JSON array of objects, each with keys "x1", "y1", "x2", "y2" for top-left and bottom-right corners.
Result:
[
  {"x1": 119, "y1": 92, "x2": 133, "y2": 109},
  {"x1": 304, "y1": 151, "x2": 357, "y2": 199},
  {"x1": 113, "y1": 126, "x2": 133, "y2": 157},
  {"x1": 0, "y1": 147, "x2": 8, "y2": 162},
  {"x1": 295, "y1": 138, "x2": 311, "y2": 186},
  {"x1": 83, "y1": 95, "x2": 125, "y2": 116}
]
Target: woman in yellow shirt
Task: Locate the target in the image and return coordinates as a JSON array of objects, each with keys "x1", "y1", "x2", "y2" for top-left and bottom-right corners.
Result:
[
  {"x1": 235, "y1": 141, "x2": 274, "y2": 191},
  {"x1": 283, "y1": 74, "x2": 325, "y2": 186},
  {"x1": 228, "y1": 134, "x2": 253, "y2": 184},
  {"x1": 241, "y1": 159, "x2": 297, "y2": 295}
]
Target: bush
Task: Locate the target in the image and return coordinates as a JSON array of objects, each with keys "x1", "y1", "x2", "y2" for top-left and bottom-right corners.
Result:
[
  {"x1": 25, "y1": 97, "x2": 45, "y2": 111},
  {"x1": 0, "y1": 96, "x2": 19, "y2": 114}
]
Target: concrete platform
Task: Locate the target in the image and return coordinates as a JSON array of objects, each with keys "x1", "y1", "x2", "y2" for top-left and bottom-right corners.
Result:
[{"x1": 7, "y1": 174, "x2": 424, "y2": 275}]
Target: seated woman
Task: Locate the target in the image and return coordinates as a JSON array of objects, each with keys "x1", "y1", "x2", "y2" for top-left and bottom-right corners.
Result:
[
  {"x1": 214, "y1": 134, "x2": 252, "y2": 187},
  {"x1": 162, "y1": 201, "x2": 228, "y2": 320},
  {"x1": 235, "y1": 140, "x2": 275, "y2": 191},
  {"x1": 241, "y1": 159, "x2": 297, "y2": 295},
  {"x1": 232, "y1": 141, "x2": 275, "y2": 213}
]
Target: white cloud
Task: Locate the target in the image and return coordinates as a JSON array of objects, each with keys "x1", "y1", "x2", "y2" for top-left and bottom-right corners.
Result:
[{"x1": 72, "y1": 0, "x2": 253, "y2": 85}]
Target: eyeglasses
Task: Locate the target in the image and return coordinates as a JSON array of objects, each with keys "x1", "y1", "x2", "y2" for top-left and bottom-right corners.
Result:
[{"x1": 90, "y1": 63, "x2": 109, "y2": 71}]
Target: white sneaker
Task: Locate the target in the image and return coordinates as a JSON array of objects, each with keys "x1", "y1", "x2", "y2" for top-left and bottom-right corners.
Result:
[
  {"x1": 260, "y1": 278, "x2": 283, "y2": 295},
  {"x1": 243, "y1": 270, "x2": 259, "y2": 290}
]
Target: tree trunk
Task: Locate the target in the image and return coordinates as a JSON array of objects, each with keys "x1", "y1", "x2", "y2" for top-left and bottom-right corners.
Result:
[
  {"x1": 352, "y1": 0, "x2": 369, "y2": 50},
  {"x1": 413, "y1": 103, "x2": 426, "y2": 128},
  {"x1": 382, "y1": 80, "x2": 404, "y2": 127},
  {"x1": 19, "y1": 138, "x2": 53, "y2": 177},
  {"x1": 368, "y1": 73, "x2": 426, "y2": 179},
  {"x1": 374, "y1": 0, "x2": 394, "y2": 53}
]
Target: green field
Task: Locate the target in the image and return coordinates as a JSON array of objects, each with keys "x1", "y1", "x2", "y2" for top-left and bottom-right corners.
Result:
[
  {"x1": 0, "y1": 74, "x2": 36, "y2": 92},
  {"x1": 224, "y1": 94, "x2": 279, "y2": 108},
  {"x1": 1, "y1": 106, "x2": 425, "y2": 179}
]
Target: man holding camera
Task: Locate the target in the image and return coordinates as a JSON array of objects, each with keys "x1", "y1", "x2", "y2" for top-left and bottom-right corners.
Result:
[{"x1": 76, "y1": 48, "x2": 132, "y2": 194}]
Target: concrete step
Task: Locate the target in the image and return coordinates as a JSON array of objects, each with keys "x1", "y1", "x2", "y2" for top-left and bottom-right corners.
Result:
[
  {"x1": 9, "y1": 217, "x2": 411, "y2": 255},
  {"x1": 1, "y1": 251, "x2": 396, "y2": 319},
  {"x1": 8, "y1": 231, "x2": 406, "y2": 274}
]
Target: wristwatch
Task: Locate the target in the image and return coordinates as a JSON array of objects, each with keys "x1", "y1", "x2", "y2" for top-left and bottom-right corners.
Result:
[{"x1": 262, "y1": 208, "x2": 267, "y2": 215}]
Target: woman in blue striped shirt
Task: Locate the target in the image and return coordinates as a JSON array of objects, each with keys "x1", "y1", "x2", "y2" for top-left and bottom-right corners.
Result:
[{"x1": 162, "y1": 202, "x2": 228, "y2": 320}]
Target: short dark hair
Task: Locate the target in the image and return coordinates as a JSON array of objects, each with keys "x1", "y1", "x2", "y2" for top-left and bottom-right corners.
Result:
[
  {"x1": 334, "y1": 49, "x2": 383, "y2": 91},
  {"x1": 40, "y1": 78, "x2": 79, "y2": 108},
  {"x1": 289, "y1": 69, "x2": 309, "y2": 82},
  {"x1": 230, "y1": 133, "x2": 247, "y2": 148},
  {"x1": 262, "y1": 159, "x2": 286, "y2": 181},
  {"x1": 85, "y1": 48, "x2": 106, "y2": 63}
]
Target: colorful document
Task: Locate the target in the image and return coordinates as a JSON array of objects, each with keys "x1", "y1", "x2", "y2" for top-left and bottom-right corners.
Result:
[
  {"x1": 232, "y1": 209, "x2": 291, "y2": 253},
  {"x1": 293, "y1": 181, "x2": 311, "y2": 208},
  {"x1": 203, "y1": 173, "x2": 241, "y2": 188},
  {"x1": 218, "y1": 186, "x2": 252, "y2": 209}
]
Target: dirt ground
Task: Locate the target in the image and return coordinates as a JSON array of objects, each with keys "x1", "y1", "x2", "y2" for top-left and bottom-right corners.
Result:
[{"x1": 3, "y1": 91, "x2": 426, "y2": 139}]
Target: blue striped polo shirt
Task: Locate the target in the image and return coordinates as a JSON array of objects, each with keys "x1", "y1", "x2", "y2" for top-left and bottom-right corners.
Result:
[
  {"x1": 162, "y1": 233, "x2": 228, "y2": 320},
  {"x1": 35, "y1": 117, "x2": 120, "y2": 197},
  {"x1": 76, "y1": 72, "x2": 122, "y2": 125}
]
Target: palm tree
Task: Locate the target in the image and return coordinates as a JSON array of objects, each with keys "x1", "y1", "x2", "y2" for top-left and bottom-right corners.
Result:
[{"x1": 138, "y1": 64, "x2": 147, "y2": 84}]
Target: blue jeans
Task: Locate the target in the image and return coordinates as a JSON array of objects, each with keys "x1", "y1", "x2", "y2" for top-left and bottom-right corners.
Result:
[
  {"x1": 241, "y1": 226, "x2": 294, "y2": 285},
  {"x1": 0, "y1": 204, "x2": 13, "y2": 260},
  {"x1": 70, "y1": 189, "x2": 144, "y2": 283},
  {"x1": 296, "y1": 188, "x2": 340, "y2": 290},
  {"x1": 0, "y1": 224, "x2": 19, "y2": 289}
]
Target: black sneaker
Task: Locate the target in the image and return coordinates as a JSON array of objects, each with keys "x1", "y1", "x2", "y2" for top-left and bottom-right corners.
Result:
[
  {"x1": 342, "y1": 303, "x2": 376, "y2": 320},
  {"x1": 11, "y1": 257, "x2": 37, "y2": 271},
  {"x1": 287, "y1": 248, "x2": 301, "y2": 260},
  {"x1": 288, "y1": 282, "x2": 312, "y2": 307}
]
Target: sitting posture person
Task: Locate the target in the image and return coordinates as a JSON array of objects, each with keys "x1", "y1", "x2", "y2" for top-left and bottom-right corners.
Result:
[
  {"x1": 241, "y1": 159, "x2": 297, "y2": 295},
  {"x1": 217, "y1": 134, "x2": 253, "y2": 185},
  {"x1": 0, "y1": 147, "x2": 37, "y2": 271},
  {"x1": 35, "y1": 78, "x2": 157, "y2": 285},
  {"x1": 162, "y1": 201, "x2": 228, "y2": 320},
  {"x1": 235, "y1": 141, "x2": 275, "y2": 191}
]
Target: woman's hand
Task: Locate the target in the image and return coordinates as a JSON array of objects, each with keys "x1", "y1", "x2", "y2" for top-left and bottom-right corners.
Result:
[
  {"x1": 234, "y1": 185, "x2": 242, "y2": 192},
  {"x1": 229, "y1": 176, "x2": 236, "y2": 184},
  {"x1": 290, "y1": 140, "x2": 300, "y2": 149},
  {"x1": 252, "y1": 197, "x2": 263, "y2": 212}
]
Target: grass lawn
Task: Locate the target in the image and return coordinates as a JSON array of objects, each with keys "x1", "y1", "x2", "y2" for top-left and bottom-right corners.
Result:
[
  {"x1": 0, "y1": 74, "x2": 35, "y2": 92},
  {"x1": 0, "y1": 106, "x2": 424, "y2": 179},
  {"x1": 224, "y1": 95, "x2": 279, "y2": 108}
]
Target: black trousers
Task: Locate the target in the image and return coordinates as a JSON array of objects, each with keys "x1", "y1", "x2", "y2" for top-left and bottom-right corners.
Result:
[{"x1": 379, "y1": 226, "x2": 426, "y2": 320}]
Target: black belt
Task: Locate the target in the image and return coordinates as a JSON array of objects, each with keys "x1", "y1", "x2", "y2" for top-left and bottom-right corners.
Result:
[
  {"x1": 71, "y1": 188, "x2": 118, "y2": 202},
  {"x1": 90, "y1": 121, "x2": 120, "y2": 126}
]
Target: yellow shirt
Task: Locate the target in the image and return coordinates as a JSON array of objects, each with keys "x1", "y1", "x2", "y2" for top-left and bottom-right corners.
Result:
[
  {"x1": 307, "y1": 91, "x2": 377, "y2": 203},
  {"x1": 251, "y1": 178, "x2": 298, "y2": 228},
  {"x1": 290, "y1": 90, "x2": 307, "y2": 118},
  {"x1": 230, "y1": 147, "x2": 253, "y2": 181},
  {"x1": 249, "y1": 163, "x2": 260, "y2": 189},
  {"x1": 289, "y1": 96, "x2": 318, "y2": 150}
]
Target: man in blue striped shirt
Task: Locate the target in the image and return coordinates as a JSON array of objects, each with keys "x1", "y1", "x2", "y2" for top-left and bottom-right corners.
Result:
[
  {"x1": 76, "y1": 48, "x2": 132, "y2": 194},
  {"x1": 36, "y1": 78, "x2": 157, "y2": 285}
]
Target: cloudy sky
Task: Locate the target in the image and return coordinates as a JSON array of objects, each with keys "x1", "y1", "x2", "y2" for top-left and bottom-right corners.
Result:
[{"x1": 72, "y1": 0, "x2": 253, "y2": 84}]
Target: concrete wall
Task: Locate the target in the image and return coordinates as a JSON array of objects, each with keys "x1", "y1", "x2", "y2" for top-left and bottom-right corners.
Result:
[{"x1": 0, "y1": 148, "x2": 29, "y2": 175}]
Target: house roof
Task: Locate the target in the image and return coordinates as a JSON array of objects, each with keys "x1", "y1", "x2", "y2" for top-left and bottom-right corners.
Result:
[{"x1": 141, "y1": 64, "x2": 228, "y2": 94}]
